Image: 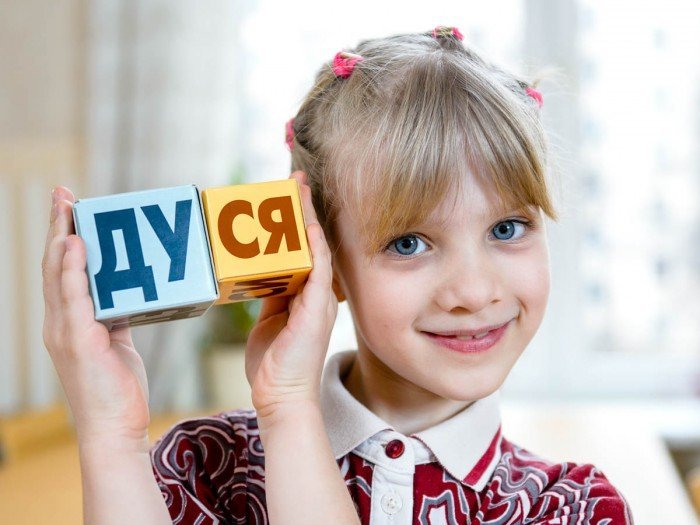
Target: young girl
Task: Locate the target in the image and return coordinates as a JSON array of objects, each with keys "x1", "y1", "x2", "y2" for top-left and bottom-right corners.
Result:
[{"x1": 42, "y1": 26, "x2": 634, "y2": 524}]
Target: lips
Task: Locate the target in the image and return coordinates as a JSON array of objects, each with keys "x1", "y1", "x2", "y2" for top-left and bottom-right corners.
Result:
[
  {"x1": 444, "y1": 332, "x2": 491, "y2": 340},
  {"x1": 426, "y1": 320, "x2": 511, "y2": 338},
  {"x1": 423, "y1": 320, "x2": 511, "y2": 354}
]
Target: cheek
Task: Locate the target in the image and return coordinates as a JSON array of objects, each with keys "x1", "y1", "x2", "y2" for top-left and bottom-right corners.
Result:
[
  {"x1": 528, "y1": 250, "x2": 551, "y2": 306},
  {"x1": 355, "y1": 270, "x2": 423, "y2": 333},
  {"x1": 501, "y1": 244, "x2": 550, "y2": 305},
  {"x1": 517, "y1": 260, "x2": 549, "y2": 304}
]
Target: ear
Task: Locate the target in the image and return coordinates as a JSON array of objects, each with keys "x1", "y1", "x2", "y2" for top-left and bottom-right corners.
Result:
[
  {"x1": 332, "y1": 271, "x2": 346, "y2": 303},
  {"x1": 328, "y1": 233, "x2": 347, "y2": 303}
]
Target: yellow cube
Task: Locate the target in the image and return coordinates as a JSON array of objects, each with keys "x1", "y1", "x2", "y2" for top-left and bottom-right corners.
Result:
[{"x1": 201, "y1": 179, "x2": 312, "y2": 305}]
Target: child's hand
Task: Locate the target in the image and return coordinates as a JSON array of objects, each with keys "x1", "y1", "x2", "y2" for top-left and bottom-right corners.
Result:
[
  {"x1": 245, "y1": 171, "x2": 339, "y2": 421},
  {"x1": 42, "y1": 187, "x2": 151, "y2": 448}
]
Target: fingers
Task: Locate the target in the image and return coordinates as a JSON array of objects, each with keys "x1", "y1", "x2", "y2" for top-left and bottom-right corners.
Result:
[
  {"x1": 258, "y1": 171, "x2": 330, "y2": 324},
  {"x1": 42, "y1": 185, "x2": 131, "y2": 352},
  {"x1": 42, "y1": 193, "x2": 76, "y2": 319},
  {"x1": 290, "y1": 171, "x2": 320, "y2": 230},
  {"x1": 297, "y1": 223, "x2": 333, "y2": 313},
  {"x1": 256, "y1": 295, "x2": 290, "y2": 324},
  {"x1": 300, "y1": 184, "x2": 319, "y2": 228},
  {"x1": 289, "y1": 170, "x2": 307, "y2": 186},
  {"x1": 61, "y1": 234, "x2": 98, "y2": 337},
  {"x1": 43, "y1": 187, "x2": 76, "y2": 273},
  {"x1": 287, "y1": 171, "x2": 334, "y2": 313},
  {"x1": 43, "y1": 189, "x2": 68, "y2": 272},
  {"x1": 287, "y1": 282, "x2": 306, "y2": 314}
]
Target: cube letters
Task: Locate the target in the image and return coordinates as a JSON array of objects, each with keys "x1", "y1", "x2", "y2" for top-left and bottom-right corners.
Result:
[
  {"x1": 72, "y1": 185, "x2": 219, "y2": 330},
  {"x1": 201, "y1": 179, "x2": 312, "y2": 305}
]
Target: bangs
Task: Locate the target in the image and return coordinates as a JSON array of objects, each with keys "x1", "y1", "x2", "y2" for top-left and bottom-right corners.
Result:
[{"x1": 325, "y1": 53, "x2": 553, "y2": 258}]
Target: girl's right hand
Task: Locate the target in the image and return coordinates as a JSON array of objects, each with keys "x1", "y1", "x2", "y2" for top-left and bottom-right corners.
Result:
[
  {"x1": 42, "y1": 187, "x2": 151, "y2": 449},
  {"x1": 244, "y1": 171, "x2": 339, "y2": 423}
]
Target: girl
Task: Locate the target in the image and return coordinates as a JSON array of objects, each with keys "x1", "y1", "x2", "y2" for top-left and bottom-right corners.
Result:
[{"x1": 42, "y1": 26, "x2": 634, "y2": 524}]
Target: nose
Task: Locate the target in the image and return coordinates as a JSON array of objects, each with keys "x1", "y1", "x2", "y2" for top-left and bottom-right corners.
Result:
[{"x1": 433, "y1": 246, "x2": 499, "y2": 313}]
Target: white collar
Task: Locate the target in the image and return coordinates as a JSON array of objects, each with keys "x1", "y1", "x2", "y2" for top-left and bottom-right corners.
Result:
[{"x1": 320, "y1": 350, "x2": 503, "y2": 491}]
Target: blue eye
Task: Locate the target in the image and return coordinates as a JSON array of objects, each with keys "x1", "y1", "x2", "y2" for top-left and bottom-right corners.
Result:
[
  {"x1": 385, "y1": 219, "x2": 535, "y2": 258},
  {"x1": 386, "y1": 234, "x2": 429, "y2": 257},
  {"x1": 492, "y1": 219, "x2": 532, "y2": 241}
]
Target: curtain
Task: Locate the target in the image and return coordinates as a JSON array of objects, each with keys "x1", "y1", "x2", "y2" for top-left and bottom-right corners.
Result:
[{"x1": 88, "y1": 0, "x2": 251, "y2": 411}]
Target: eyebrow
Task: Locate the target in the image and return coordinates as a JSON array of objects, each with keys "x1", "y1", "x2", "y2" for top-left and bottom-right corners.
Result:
[{"x1": 419, "y1": 205, "x2": 534, "y2": 227}]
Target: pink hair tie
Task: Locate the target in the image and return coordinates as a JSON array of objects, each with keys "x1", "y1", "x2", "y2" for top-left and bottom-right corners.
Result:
[
  {"x1": 525, "y1": 87, "x2": 544, "y2": 108},
  {"x1": 285, "y1": 117, "x2": 295, "y2": 151},
  {"x1": 432, "y1": 26, "x2": 464, "y2": 41},
  {"x1": 332, "y1": 51, "x2": 364, "y2": 79}
]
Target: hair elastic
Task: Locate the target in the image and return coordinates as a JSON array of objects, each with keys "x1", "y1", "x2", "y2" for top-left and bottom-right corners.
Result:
[
  {"x1": 431, "y1": 25, "x2": 464, "y2": 41},
  {"x1": 525, "y1": 87, "x2": 544, "y2": 108},
  {"x1": 332, "y1": 51, "x2": 364, "y2": 78}
]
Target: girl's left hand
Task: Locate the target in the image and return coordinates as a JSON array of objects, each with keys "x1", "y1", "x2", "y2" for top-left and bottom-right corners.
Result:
[{"x1": 244, "y1": 170, "x2": 339, "y2": 422}]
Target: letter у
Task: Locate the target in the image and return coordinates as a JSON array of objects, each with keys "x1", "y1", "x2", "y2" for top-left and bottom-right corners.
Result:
[{"x1": 72, "y1": 185, "x2": 218, "y2": 331}]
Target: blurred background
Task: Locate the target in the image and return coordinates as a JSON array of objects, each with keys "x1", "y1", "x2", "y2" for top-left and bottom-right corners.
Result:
[{"x1": 1, "y1": 0, "x2": 700, "y2": 522}]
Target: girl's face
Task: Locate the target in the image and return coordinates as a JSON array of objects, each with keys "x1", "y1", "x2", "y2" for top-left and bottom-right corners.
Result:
[{"x1": 331, "y1": 174, "x2": 551, "y2": 410}]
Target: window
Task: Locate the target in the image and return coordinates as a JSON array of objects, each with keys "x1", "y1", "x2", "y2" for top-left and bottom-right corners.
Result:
[
  {"x1": 505, "y1": 1, "x2": 700, "y2": 398},
  {"x1": 578, "y1": 0, "x2": 700, "y2": 361}
]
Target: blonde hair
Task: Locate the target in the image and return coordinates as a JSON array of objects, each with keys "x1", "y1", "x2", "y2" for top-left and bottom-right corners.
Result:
[{"x1": 289, "y1": 29, "x2": 559, "y2": 260}]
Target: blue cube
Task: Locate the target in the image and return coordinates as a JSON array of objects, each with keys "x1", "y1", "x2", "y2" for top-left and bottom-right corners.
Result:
[{"x1": 72, "y1": 185, "x2": 219, "y2": 331}]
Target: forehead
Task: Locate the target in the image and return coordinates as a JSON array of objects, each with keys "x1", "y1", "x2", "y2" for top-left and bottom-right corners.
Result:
[
  {"x1": 418, "y1": 182, "x2": 519, "y2": 227},
  {"x1": 336, "y1": 181, "x2": 530, "y2": 237}
]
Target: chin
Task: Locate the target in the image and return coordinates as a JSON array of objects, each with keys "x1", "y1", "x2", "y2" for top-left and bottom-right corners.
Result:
[{"x1": 429, "y1": 370, "x2": 504, "y2": 402}]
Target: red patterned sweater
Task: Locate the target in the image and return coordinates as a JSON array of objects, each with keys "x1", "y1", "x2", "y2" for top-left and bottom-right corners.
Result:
[{"x1": 150, "y1": 351, "x2": 634, "y2": 524}]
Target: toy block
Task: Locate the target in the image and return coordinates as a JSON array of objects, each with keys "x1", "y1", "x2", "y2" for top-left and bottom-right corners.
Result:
[
  {"x1": 72, "y1": 185, "x2": 219, "y2": 331},
  {"x1": 201, "y1": 179, "x2": 312, "y2": 305}
]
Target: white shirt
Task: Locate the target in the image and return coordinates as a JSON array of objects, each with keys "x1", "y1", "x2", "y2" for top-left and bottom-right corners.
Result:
[{"x1": 319, "y1": 349, "x2": 502, "y2": 524}]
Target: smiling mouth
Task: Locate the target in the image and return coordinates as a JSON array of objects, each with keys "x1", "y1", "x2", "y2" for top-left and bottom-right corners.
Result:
[
  {"x1": 421, "y1": 320, "x2": 512, "y2": 354},
  {"x1": 442, "y1": 332, "x2": 492, "y2": 340},
  {"x1": 424, "y1": 320, "x2": 512, "y2": 340}
]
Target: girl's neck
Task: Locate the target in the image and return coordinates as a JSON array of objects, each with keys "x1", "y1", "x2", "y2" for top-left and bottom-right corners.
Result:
[{"x1": 341, "y1": 350, "x2": 473, "y2": 436}]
